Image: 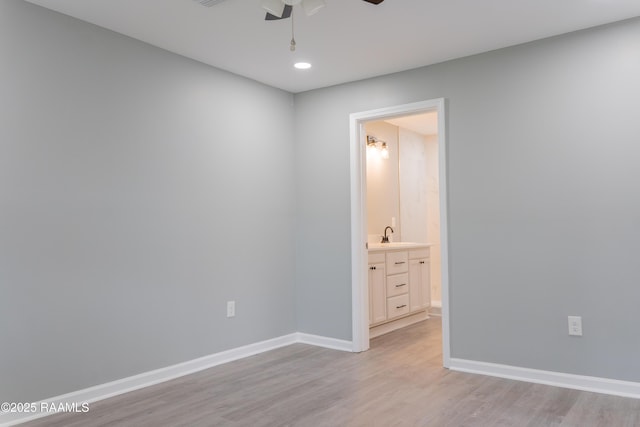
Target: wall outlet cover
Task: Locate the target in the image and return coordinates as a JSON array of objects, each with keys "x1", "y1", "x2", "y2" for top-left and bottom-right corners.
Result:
[
  {"x1": 568, "y1": 316, "x2": 582, "y2": 336},
  {"x1": 227, "y1": 301, "x2": 236, "y2": 318}
]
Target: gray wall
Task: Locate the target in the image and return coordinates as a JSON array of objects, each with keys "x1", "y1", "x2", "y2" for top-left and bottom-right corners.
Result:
[
  {"x1": 0, "y1": 0, "x2": 296, "y2": 402},
  {"x1": 3, "y1": 0, "x2": 640, "y2": 406},
  {"x1": 295, "y1": 18, "x2": 640, "y2": 382}
]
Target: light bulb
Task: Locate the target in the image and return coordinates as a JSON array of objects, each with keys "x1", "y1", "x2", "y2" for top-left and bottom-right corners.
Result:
[{"x1": 380, "y1": 143, "x2": 389, "y2": 159}]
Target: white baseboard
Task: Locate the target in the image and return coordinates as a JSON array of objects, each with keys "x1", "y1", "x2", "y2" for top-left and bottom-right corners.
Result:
[
  {"x1": 450, "y1": 358, "x2": 640, "y2": 399},
  {"x1": 2, "y1": 332, "x2": 352, "y2": 427},
  {"x1": 428, "y1": 301, "x2": 442, "y2": 317},
  {"x1": 296, "y1": 332, "x2": 353, "y2": 352},
  {"x1": 13, "y1": 340, "x2": 640, "y2": 426}
]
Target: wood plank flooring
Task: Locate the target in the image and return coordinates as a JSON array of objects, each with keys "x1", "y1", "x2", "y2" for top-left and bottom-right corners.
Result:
[{"x1": 22, "y1": 318, "x2": 640, "y2": 426}]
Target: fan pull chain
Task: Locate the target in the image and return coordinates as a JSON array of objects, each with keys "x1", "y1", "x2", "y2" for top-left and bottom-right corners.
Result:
[{"x1": 290, "y1": 8, "x2": 296, "y2": 51}]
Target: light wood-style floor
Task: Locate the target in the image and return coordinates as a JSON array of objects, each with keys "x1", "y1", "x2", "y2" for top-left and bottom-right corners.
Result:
[{"x1": 23, "y1": 318, "x2": 640, "y2": 426}]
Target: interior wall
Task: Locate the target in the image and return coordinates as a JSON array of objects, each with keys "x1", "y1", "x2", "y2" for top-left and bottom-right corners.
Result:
[
  {"x1": 294, "y1": 17, "x2": 640, "y2": 382},
  {"x1": 4, "y1": 0, "x2": 640, "y2": 404},
  {"x1": 398, "y1": 127, "x2": 429, "y2": 244},
  {"x1": 0, "y1": 0, "x2": 296, "y2": 402},
  {"x1": 365, "y1": 121, "x2": 400, "y2": 243},
  {"x1": 424, "y1": 135, "x2": 442, "y2": 305}
]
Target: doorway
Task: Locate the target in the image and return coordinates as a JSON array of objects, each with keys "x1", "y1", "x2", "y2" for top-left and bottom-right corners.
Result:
[{"x1": 349, "y1": 99, "x2": 450, "y2": 368}]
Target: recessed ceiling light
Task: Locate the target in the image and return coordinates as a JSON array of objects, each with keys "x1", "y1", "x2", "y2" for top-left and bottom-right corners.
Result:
[{"x1": 294, "y1": 62, "x2": 312, "y2": 70}]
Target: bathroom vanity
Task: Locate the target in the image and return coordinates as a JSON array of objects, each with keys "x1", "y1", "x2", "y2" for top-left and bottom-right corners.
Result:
[{"x1": 368, "y1": 242, "x2": 431, "y2": 338}]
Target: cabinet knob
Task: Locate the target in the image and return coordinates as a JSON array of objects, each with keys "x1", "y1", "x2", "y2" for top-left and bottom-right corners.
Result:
[{"x1": 419, "y1": 261, "x2": 425, "y2": 264}]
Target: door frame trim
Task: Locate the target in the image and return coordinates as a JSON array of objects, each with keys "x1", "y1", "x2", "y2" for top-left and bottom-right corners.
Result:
[{"x1": 349, "y1": 98, "x2": 451, "y2": 368}]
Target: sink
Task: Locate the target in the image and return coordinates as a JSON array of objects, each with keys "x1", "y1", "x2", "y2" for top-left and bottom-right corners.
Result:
[{"x1": 368, "y1": 242, "x2": 424, "y2": 249}]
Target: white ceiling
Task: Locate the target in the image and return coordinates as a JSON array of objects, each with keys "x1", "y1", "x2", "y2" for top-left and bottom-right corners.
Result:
[
  {"x1": 24, "y1": 0, "x2": 640, "y2": 93},
  {"x1": 386, "y1": 112, "x2": 438, "y2": 137}
]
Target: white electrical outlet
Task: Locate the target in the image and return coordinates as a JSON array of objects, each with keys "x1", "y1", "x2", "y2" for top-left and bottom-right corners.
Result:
[
  {"x1": 568, "y1": 316, "x2": 582, "y2": 336},
  {"x1": 227, "y1": 301, "x2": 235, "y2": 318}
]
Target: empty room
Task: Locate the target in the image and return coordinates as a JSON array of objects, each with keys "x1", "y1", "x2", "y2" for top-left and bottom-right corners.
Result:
[{"x1": 2, "y1": 0, "x2": 640, "y2": 425}]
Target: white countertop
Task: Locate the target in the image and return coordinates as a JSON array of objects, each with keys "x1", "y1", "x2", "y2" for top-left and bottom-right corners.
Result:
[{"x1": 368, "y1": 242, "x2": 432, "y2": 252}]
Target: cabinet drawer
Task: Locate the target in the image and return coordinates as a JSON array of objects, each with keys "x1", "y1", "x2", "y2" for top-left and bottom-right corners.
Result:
[
  {"x1": 368, "y1": 253, "x2": 385, "y2": 264},
  {"x1": 386, "y1": 273, "x2": 409, "y2": 297},
  {"x1": 386, "y1": 251, "x2": 408, "y2": 275},
  {"x1": 409, "y1": 248, "x2": 430, "y2": 259},
  {"x1": 387, "y1": 294, "x2": 410, "y2": 319}
]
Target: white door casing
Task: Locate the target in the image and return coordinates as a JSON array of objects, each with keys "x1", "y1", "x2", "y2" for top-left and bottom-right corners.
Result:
[{"x1": 349, "y1": 98, "x2": 451, "y2": 368}]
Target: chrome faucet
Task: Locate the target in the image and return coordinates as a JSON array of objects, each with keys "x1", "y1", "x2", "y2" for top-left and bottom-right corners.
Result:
[{"x1": 381, "y1": 226, "x2": 394, "y2": 243}]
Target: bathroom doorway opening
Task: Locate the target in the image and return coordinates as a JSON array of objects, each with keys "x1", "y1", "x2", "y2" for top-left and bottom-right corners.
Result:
[{"x1": 349, "y1": 99, "x2": 450, "y2": 368}]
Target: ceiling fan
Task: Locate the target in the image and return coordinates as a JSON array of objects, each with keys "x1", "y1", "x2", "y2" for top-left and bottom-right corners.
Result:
[
  {"x1": 262, "y1": 0, "x2": 384, "y2": 21},
  {"x1": 193, "y1": 0, "x2": 384, "y2": 21},
  {"x1": 193, "y1": 0, "x2": 384, "y2": 51}
]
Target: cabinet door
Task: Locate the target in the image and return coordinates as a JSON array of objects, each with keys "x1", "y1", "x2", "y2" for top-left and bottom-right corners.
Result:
[
  {"x1": 368, "y1": 262, "x2": 387, "y2": 325},
  {"x1": 409, "y1": 258, "x2": 431, "y2": 312}
]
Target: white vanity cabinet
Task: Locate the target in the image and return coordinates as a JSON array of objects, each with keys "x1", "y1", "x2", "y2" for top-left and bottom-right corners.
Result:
[
  {"x1": 368, "y1": 253, "x2": 387, "y2": 325},
  {"x1": 409, "y1": 249, "x2": 430, "y2": 312},
  {"x1": 368, "y1": 244, "x2": 431, "y2": 332},
  {"x1": 385, "y1": 253, "x2": 409, "y2": 320}
]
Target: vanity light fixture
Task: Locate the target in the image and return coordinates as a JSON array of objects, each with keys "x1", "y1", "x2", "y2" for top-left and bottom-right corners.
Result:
[
  {"x1": 366, "y1": 135, "x2": 378, "y2": 157},
  {"x1": 380, "y1": 142, "x2": 389, "y2": 159},
  {"x1": 367, "y1": 135, "x2": 389, "y2": 159}
]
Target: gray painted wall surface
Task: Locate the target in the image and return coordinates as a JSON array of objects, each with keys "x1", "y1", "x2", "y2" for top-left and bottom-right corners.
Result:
[
  {"x1": 0, "y1": 1, "x2": 296, "y2": 402},
  {"x1": 294, "y1": 18, "x2": 640, "y2": 382},
  {"x1": 3, "y1": 0, "x2": 640, "y2": 405}
]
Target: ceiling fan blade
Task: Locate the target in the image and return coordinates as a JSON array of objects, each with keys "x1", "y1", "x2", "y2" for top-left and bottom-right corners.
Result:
[
  {"x1": 265, "y1": 4, "x2": 293, "y2": 20},
  {"x1": 362, "y1": 0, "x2": 384, "y2": 4}
]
